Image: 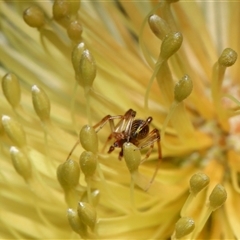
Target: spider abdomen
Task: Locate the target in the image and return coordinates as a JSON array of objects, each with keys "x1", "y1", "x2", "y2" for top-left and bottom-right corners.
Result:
[{"x1": 130, "y1": 119, "x2": 149, "y2": 140}]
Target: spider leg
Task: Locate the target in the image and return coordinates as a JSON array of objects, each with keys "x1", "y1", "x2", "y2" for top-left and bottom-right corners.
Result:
[{"x1": 136, "y1": 129, "x2": 162, "y2": 190}]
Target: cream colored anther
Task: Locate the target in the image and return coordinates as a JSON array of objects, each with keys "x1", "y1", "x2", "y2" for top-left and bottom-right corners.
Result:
[
  {"x1": 2, "y1": 73, "x2": 21, "y2": 108},
  {"x1": 31, "y1": 85, "x2": 51, "y2": 122},
  {"x1": 2, "y1": 115, "x2": 26, "y2": 147},
  {"x1": 10, "y1": 146, "x2": 31, "y2": 181}
]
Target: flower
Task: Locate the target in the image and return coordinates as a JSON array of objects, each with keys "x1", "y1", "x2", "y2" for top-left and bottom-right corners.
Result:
[{"x1": 0, "y1": 0, "x2": 239, "y2": 239}]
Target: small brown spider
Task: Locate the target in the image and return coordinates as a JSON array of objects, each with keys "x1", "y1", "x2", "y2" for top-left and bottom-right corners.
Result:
[{"x1": 93, "y1": 109, "x2": 162, "y2": 163}]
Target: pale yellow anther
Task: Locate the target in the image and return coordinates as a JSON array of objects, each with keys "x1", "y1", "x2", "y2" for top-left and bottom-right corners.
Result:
[
  {"x1": 218, "y1": 48, "x2": 237, "y2": 67},
  {"x1": 23, "y1": 6, "x2": 45, "y2": 29},
  {"x1": 52, "y1": 0, "x2": 70, "y2": 21},
  {"x1": 67, "y1": 208, "x2": 87, "y2": 237},
  {"x1": 67, "y1": 20, "x2": 83, "y2": 42},
  {"x1": 123, "y1": 142, "x2": 141, "y2": 173},
  {"x1": 190, "y1": 172, "x2": 210, "y2": 196},
  {"x1": 79, "y1": 151, "x2": 97, "y2": 178},
  {"x1": 2, "y1": 115, "x2": 26, "y2": 147},
  {"x1": 57, "y1": 159, "x2": 80, "y2": 190},
  {"x1": 77, "y1": 49, "x2": 97, "y2": 89},
  {"x1": 174, "y1": 75, "x2": 193, "y2": 102},
  {"x1": 160, "y1": 32, "x2": 183, "y2": 60},
  {"x1": 148, "y1": 14, "x2": 170, "y2": 40},
  {"x1": 72, "y1": 42, "x2": 86, "y2": 76},
  {"x1": 175, "y1": 217, "x2": 195, "y2": 239},
  {"x1": 209, "y1": 184, "x2": 227, "y2": 210},
  {"x1": 31, "y1": 85, "x2": 51, "y2": 122},
  {"x1": 77, "y1": 202, "x2": 97, "y2": 231},
  {"x1": 79, "y1": 125, "x2": 98, "y2": 153},
  {"x1": 2, "y1": 73, "x2": 21, "y2": 108},
  {"x1": 10, "y1": 146, "x2": 31, "y2": 181}
]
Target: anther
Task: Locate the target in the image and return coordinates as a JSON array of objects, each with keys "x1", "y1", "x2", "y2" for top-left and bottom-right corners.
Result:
[
  {"x1": 2, "y1": 73, "x2": 21, "y2": 108},
  {"x1": 174, "y1": 75, "x2": 193, "y2": 103},
  {"x1": 190, "y1": 172, "x2": 210, "y2": 196},
  {"x1": 57, "y1": 159, "x2": 80, "y2": 190},
  {"x1": 23, "y1": 6, "x2": 45, "y2": 29},
  {"x1": 79, "y1": 125, "x2": 98, "y2": 154},
  {"x1": 79, "y1": 151, "x2": 97, "y2": 178},
  {"x1": 174, "y1": 217, "x2": 195, "y2": 239},
  {"x1": 209, "y1": 184, "x2": 227, "y2": 210},
  {"x1": 2, "y1": 115, "x2": 26, "y2": 147},
  {"x1": 148, "y1": 14, "x2": 170, "y2": 40},
  {"x1": 72, "y1": 42, "x2": 86, "y2": 78},
  {"x1": 218, "y1": 48, "x2": 237, "y2": 67},
  {"x1": 67, "y1": 208, "x2": 88, "y2": 237},
  {"x1": 67, "y1": 20, "x2": 83, "y2": 42},
  {"x1": 160, "y1": 31, "x2": 183, "y2": 60},
  {"x1": 123, "y1": 142, "x2": 141, "y2": 173},
  {"x1": 77, "y1": 49, "x2": 97, "y2": 90},
  {"x1": 10, "y1": 146, "x2": 31, "y2": 181},
  {"x1": 52, "y1": 0, "x2": 70, "y2": 21},
  {"x1": 31, "y1": 85, "x2": 51, "y2": 122},
  {"x1": 77, "y1": 202, "x2": 97, "y2": 231}
]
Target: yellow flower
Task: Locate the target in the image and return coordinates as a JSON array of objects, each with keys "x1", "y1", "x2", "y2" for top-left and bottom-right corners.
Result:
[{"x1": 0, "y1": 0, "x2": 239, "y2": 239}]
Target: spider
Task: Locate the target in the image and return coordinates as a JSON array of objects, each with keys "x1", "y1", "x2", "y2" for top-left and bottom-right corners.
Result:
[
  {"x1": 67, "y1": 109, "x2": 162, "y2": 188},
  {"x1": 93, "y1": 109, "x2": 162, "y2": 163}
]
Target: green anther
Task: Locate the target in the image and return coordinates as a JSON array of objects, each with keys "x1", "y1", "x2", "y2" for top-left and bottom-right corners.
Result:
[
  {"x1": 174, "y1": 75, "x2": 193, "y2": 102},
  {"x1": 77, "y1": 202, "x2": 97, "y2": 231},
  {"x1": 218, "y1": 48, "x2": 237, "y2": 67},
  {"x1": 209, "y1": 184, "x2": 227, "y2": 210},
  {"x1": 23, "y1": 6, "x2": 45, "y2": 28},
  {"x1": 123, "y1": 142, "x2": 141, "y2": 173},
  {"x1": 190, "y1": 172, "x2": 210, "y2": 196},
  {"x1": 79, "y1": 125, "x2": 98, "y2": 153},
  {"x1": 160, "y1": 32, "x2": 183, "y2": 60},
  {"x1": 79, "y1": 151, "x2": 97, "y2": 177},
  {"x1": 175, "y1": 217, "x2": 195, "y2": 239},
  {"x1": 57, "y1": 159, "x2": 80, "y2": 190}
]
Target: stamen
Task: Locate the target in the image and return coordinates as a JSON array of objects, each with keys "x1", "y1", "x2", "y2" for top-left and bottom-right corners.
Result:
[
  {"x1": 172, "y1": 217, "x2": 195, "y2": 240},
  {"x1": 161, "y1": 75, "x2": 194, "y2": 144},
  {"x1": 144, "y1": 31, "x2": 183, "y2": 110},
  {"x1": 191, "y1": 184, "x2": 227, "y2": 240},
  {"x1": 181, "y1": 172, "x2": 210, "y2": 217},
  {"x1": 2, "y1": 73, "x2": 21, "y2": 108},
  {"x1": 211, "y1": 48, "x2": 237, "y2": 131},
  {"x1": 2, "y1": 115, "x2": 26, "y2": 148},
  {"x1": 77, "y1": 202, "x2": 97, "y2": 231}
]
